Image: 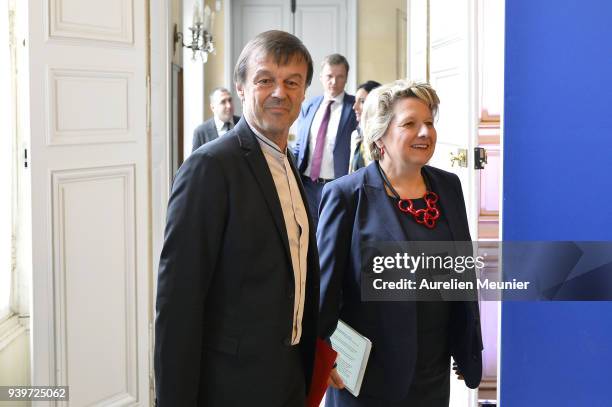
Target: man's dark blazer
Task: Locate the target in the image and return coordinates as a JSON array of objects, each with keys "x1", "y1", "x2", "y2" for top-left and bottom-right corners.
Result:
[
  {"x1": 294, "y1": 94, "x2": 357, "y2": 178},
  {"x1": 155, "y1": 118, "x2": 320, "y2": 406},
  {"x1": 192, "y1": 114, "x2": 240, "y2": 151},
  {"x1": 317, "y1": 163, "x2": 483, "y2": 403}
]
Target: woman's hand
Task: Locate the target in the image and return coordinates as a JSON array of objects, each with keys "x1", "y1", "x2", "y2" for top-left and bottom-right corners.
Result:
[{"x1": 327, "y1": 368, "x2": 345, "y2": 389}]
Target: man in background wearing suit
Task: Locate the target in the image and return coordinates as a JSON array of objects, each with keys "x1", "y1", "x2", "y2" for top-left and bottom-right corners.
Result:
[
  {"x1": 294, "y1": 54, "x2": 358, "y2": 224},
  {"x1": 155, "y1": 30, "x2": 320, "y2": 406},
  {"x1": 192, "y1": 87, "x2": 240, "y2": 151}
]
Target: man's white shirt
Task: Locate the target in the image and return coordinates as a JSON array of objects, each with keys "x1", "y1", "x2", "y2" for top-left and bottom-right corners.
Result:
[
  {"x1": 214, "y1": 116, "x2": 235, "y2": 136},
  {"x1": 246, "y1": 119, "x2": 309, "y2": 345},
  {"x1": 303, "y1": 92, "x2": 345, "y2": 180}
]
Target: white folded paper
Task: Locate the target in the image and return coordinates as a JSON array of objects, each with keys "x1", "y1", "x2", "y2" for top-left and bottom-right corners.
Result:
[{"x1": 330, "y1": 320, "x2": 372, "y2": 397}]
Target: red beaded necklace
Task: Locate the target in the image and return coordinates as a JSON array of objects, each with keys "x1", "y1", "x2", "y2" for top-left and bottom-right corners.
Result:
[{"x1": 377, "y1": 163, "x2": 441, "y2": 229}]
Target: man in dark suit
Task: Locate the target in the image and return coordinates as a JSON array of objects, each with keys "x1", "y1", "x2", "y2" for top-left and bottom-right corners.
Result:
[
  {"x1": 192, "y1": 87, "x2": 240, "y2": 151},
  {"x1": 294, "y1": 54, "x2": 358, "y2": 224},
  {"x1": 155, "y1": 31, "x2": 320, "y2": 406}
]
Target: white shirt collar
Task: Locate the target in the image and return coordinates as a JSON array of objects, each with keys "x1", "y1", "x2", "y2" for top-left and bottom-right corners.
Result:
[
  {"x1": 325, "y1": 91, "x2": 345, "y2": 105},
  {"x1": 214, "y1": 116, "x2": 233, "y2": 132},
  {"x1": 244, "y1": 118, "x2": 286, "y2": 158}
]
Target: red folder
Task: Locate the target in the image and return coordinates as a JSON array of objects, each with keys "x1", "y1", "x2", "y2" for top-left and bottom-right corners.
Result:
[{"x1": 306, "y1": 338, "x2": 338, "y2": 407}]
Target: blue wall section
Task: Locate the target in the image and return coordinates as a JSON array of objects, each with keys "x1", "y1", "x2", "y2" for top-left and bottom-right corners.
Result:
[{"x1": 502, "y1": 0, "x2": 612, "y2": 405}]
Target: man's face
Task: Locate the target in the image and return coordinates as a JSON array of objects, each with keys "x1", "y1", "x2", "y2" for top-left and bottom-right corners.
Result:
[
  {"x1": 320, "y1": 63, "x2": 348, "y2": 98},
  {"x1": 236, "y1": 53, "x2": 308, "y2": 141},
  {"x1": 210, "y1": 90, "x2": 234, "y2": 123}
]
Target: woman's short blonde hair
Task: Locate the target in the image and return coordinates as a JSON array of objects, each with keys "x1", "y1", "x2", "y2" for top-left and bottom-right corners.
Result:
[{"x1": 362, "y1": 80, "x2": 440, "y2": 161}]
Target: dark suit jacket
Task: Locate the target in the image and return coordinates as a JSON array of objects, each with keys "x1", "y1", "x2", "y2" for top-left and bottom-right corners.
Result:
[
  {"x1": 192, "y1": 115, "x2": 240, "y2": 151},
  {"x1": 294, "y1": 94, "x2": 357, "y2": 178},
  {"x1": 155, "y1": 118, "x2": 320, "y2": 406},
  {"x1": 317, "y1": 163, "x2": 483, "y2": 403}
]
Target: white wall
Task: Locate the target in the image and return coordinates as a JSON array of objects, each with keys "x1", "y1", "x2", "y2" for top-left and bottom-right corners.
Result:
[
  {"x1": 0, "y1": 317, "x2": 30, "y2": 407},
  {"x1": 182, "y1": 0, "x2": 205, "y2": 160}
]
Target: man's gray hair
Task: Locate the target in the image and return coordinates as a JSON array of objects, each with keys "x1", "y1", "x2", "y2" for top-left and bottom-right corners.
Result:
[
  {"x1": 234, "y1": 30, "x2": 313, "y2": 87},
  {"x1": 209, "y1": 87, "x2": 231, "y2": 103},
  {"x1": 362, "y1": 80, "x2": 440, "y2": 161}
]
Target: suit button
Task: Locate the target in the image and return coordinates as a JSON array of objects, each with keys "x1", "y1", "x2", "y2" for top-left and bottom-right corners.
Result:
[{"x1": 284, "y1": 337, "x2": 292, "y2": 346}]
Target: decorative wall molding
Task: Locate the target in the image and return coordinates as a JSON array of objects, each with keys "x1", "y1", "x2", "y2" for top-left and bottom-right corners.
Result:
[
  {"x1": 47, "y1": 67, "x2": 134, "y2": 146},
  {"x1": 49, "y1": 0, "x2": 134, "y2": 44},
  {"x1": 51, "y1": 165, "x2": 138, "y2": 405},
  {"x1": 294, "y1": 5, "x2": 341, "y2": 48},
  {"x1": 431, "y1": 35, "x2": 461, "y2": 50},
  {"x1": 0, "y1": 315, "x2": 27, "y2": 351}
]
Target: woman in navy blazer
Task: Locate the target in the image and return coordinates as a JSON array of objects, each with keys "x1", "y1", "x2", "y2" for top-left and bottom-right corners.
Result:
[{"x1": 317, "y1": 80, "x2": 482, "y2": 406}]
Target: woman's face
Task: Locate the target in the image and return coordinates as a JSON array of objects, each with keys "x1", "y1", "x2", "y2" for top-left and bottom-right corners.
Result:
[
  {"x1": 379, "y1": 97, "x2": 436, "y2": 168},
  {"x1": 352, "y1": 88, "x2": 369, "y2": 123}
]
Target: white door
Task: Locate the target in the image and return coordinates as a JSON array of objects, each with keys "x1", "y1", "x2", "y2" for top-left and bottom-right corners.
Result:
[
  {"x1": 408, "y1": 0, "x2": 479, "y2": 406},
  {"x1": 230, "y1": 0, "x2": 355, "y2": 114},
  {"x1": 28, "y1": 0, "x2": 151, "y2": 405},
  {"x1": 408, "y1": 0, "x2": 479, "y2": 237},
  {"x1": 292, "y1": 0, "x2": 355, "y2": 100}
]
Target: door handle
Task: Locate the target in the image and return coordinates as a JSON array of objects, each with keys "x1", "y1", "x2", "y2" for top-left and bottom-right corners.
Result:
[
  {"x1": 474, "y1": 147, "x2": 488, "y2": 169},
  {"x1": 450, "y1": 149, "x2": 468, "y2": 168}
]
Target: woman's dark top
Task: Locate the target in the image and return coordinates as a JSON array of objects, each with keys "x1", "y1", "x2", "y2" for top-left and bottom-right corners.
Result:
[{"x1": 391, "y1": 195, "x2": 453, "y2": 406}]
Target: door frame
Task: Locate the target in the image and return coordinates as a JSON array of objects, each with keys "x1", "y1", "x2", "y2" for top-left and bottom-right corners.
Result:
[{"x1": 149, "y1": 0, "x2": 172, "y2": 400}]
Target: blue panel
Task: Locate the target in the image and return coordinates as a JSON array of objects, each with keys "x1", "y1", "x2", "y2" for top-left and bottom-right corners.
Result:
[{"x1": 502, "y1": 0, "x2": 612, "y2": 405}]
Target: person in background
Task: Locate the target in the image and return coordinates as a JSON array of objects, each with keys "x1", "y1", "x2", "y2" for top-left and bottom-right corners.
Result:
[
  {"x1": 294, "y1": 54, "x2": 358, "y2": 224},
  {"x1": 192, "y1": 87, "x2": 240, "y2": 151},
  {"x1": 348, "y1": 80, "x2": 381, "y2": 173},
  {"x1": 318, "y1": 80, "x2": 483, "y2": 406}
]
